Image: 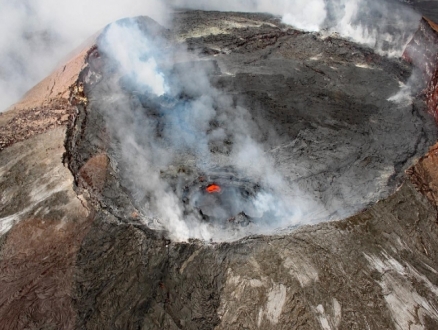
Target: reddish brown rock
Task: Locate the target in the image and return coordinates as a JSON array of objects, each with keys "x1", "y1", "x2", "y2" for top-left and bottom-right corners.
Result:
[
  {"x1": 408, "y1": 143, "x2": 438, "y2": 206},
  {"x1": 0, "y1": 125, "x2": 92, "y2": 329},
  {"x1": 0, "y1": 216, "x2": 93, "y2": 330},
  {"x1": 404, "y1": 17, "x2": 438, "y2": 121},
  {"x1": 0, "y1": 46, "x2": 94, "y2": 152},
  {"x1": 78, "y1": 153, "x2": 109, "y2": 192}
]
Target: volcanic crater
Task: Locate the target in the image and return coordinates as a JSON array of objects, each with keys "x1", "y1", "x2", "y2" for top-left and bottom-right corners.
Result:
[
  {"x1": 3, "y1": 8, "x2": 438, "y2": 330},
  {"x1": 66, "y1": 12, "x2": 437, "y2": 241}
]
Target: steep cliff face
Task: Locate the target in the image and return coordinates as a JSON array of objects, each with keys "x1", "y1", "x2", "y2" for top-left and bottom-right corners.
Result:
[
  {"x1": 404, "y1": 17, "x2": 438, "y2": 121},
  {"x1": 1, "y1": 10, "x2": 438, "y2": 330},
  {"x1": 0, "y1": 44, "x2": 95, "y2": 152}
]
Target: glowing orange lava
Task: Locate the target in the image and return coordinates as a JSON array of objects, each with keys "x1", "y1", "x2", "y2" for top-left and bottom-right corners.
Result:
[{"x1": 206, "y1": 184, "x2": 221, "y2": 194}]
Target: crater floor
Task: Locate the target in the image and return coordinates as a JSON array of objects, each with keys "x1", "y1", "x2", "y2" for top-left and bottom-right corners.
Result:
[{"x1": 80, "y1": 12, "x2": 435, "y2": 240}]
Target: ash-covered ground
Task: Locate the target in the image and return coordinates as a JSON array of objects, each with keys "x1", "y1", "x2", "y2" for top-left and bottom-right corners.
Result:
[{"x1": 75, "y1": 12, "x2": 437, "y2": 241}]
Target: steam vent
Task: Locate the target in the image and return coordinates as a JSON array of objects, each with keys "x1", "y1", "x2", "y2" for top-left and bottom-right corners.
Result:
[{"x1": 5, "y1": 5, "x2": 438, "y2": 329}]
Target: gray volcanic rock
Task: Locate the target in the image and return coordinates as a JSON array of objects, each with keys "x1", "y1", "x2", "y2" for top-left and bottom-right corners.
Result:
[
  {"x1": 1, "y1": 10, "x2": 438, "y2": 330},
  {"x1": 81, "y1": 12, "x2": 435, "y2": 238},
  {"x1": 409, "y1": 1, "x2": 438, "y2": 22}
]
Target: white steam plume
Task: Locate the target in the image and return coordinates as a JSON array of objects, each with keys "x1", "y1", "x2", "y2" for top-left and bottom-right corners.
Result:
[
  {"x1": 170, "y1": 0, "x2": 421, "y2": 56},
  {"x1": 96, "y1": 20, "x2": 324, "y2": 241},
  {"x1": 0, "y1": 0, "x2": 421, "y2": 112},
  {"x1": 169, "y1": 0, "x2": 327, "y2": 31},
  {"x1": 326, "y1": 0, "x2": 421, "y2": 57},
  {"x1": 0, "y1": 0, "x2": 169, "y2": 112}
]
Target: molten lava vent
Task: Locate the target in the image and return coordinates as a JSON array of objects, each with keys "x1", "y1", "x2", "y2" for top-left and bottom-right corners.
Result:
[
  {"x1": 206, "y1": 184, "x2": 221, "y2": 194},
  {"x1": 179, "y1": 171, "x2": 266, "y2": 228}
]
